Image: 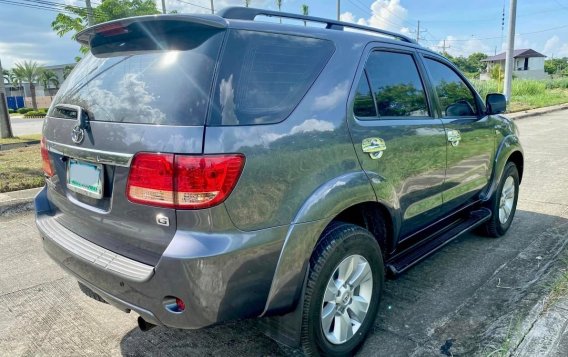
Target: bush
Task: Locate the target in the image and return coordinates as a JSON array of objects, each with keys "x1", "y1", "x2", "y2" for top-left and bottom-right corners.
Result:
[
  {"x1": 23, "y1": 110, "x2": 46, "y2": 118},
  {"x1": 38, "y1": 108, "x2": 49, "y2": 113},
  {"x1": 17, "y1": 108, "x2": 34, "y2": 114},
  {"x1": 546, "y1": 78, "x2": 568, "y2": 89},
  {"x1": 8, "y1": 109, "x2": 15, "y2": 114}
]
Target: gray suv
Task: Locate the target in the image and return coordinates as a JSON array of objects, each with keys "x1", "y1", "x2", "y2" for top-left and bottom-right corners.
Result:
[{"x1": 35, "y1": 7, "x2": 523, "y2": 356}]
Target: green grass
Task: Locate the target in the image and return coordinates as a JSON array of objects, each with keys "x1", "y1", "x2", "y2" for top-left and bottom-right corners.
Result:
[
  {"x1": 0, "y1": 134, "x2": 42, "y2": 145},
  {"x1": 470, "y1": 79, "x2": 568, "y2": 113},
  {"x1": 0, "y1": 145, "x2": 44, "y2": 193}
]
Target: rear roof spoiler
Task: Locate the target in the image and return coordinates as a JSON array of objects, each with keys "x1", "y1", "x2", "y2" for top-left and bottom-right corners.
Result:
[{"x1": 76, "y1": 14, "x2": 228, "y2": 46}]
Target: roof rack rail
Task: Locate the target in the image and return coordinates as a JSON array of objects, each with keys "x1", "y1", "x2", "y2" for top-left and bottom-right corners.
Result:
[{"x1": 216, "y1": 7, "x2": 416, "y2": 44}]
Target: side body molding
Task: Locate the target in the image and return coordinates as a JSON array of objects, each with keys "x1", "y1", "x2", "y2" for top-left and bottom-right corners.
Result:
[
  {"x1": 481, "y1": 133, "x2": 523, "y2": 201},
  {"x1": 262, "y1": 170, "x2": 396, "y2": 314}
]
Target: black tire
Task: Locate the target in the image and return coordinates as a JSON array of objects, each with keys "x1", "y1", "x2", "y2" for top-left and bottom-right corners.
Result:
[
  {"x1": 78, "y1": 282, "x2": 108, "y2": 304},
  {"x1": 482, "y1": 161, "x2": 520, "y2": 238},
  {"x1": 301, "y1": 222, "x2": 384, "y2": 356}
]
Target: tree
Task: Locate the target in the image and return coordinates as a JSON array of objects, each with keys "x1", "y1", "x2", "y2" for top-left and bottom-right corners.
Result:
[
  {"x1": 63, "y1": 65, "x2": 75, "y2": 80},
  {"x1": 544, "y1": 57, "x2": 568, "y2": 76},
  {"x1": 245, "y1": 0, "x2": 251, "y2": 7},
  {"x1": 276, "y1": 0, "x2": 282, "y2": 23},
  {"x1": 13, "y1": 61, "x2": 42, "y2": 109},
  {"x1": 51, "y1": 0, "x2": 159, "y2": 54},
  {"x1": 301, "y1": 4, "x2": 309, "y2": 26},
  {"x1": 38, "y1": 69, "x2": 60, "y2": 96}
]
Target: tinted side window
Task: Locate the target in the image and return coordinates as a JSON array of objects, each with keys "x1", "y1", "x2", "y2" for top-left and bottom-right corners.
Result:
[
  {"x1": 424, "y1": 58, "x2": 478, "y2": 117},
  {"x1": 209, "y1": 30, "x2": 335, "y2": 126},
  {"x1": 365, "y1": 51, "x2": 429, "y2": 117},
  {"x1": 353, "y1": 71, "x2": 377, "y2": 118}
]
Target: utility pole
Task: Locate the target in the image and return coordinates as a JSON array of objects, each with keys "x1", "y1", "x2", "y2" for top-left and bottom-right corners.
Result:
[
  {"x1": 416, "y1": 20, "x2": 420, "y2": 43},
  {"x1": 85, "y1": 0, "x2": 94, "y2": 26},
  {"x1": 440, "y1": 39, "x2": 450, "y2": 53},
  {"x1": 210, "y1": 0, "x2": 214, "y2": 14},
  {"x1": 337, "y1": 0, "x2": 340, "y2": 21},
  {"x1": 503, "y1": 0, "x2": 517, "y2": 101},
  {"x1": 161, "y1": 0, "x2": 166, "y2": 14},
  {"x1": 0, "y1": 58, "x2": 14, "y2": 139}
]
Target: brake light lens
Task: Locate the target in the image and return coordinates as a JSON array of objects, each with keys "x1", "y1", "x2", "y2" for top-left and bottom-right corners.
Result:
[
  {"x1": 40, "y1": 137, "x2": 54, "y2": 177},
  {"x1": 126, "y1": 153, "x2": 245, "y2": 209}
]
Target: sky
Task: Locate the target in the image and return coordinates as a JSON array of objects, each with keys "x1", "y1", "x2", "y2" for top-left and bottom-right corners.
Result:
[{"x1": 1, "y1": 0, "x2": 568, "y2": 69}]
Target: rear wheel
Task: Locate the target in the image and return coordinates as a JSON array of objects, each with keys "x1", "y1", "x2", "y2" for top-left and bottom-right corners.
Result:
[
  {"x1": 301, "y1": 223, "x2": 384, "y2": 356},
  {"x1": 482, "y1": 161, "x2": 519, "y2": 237}
]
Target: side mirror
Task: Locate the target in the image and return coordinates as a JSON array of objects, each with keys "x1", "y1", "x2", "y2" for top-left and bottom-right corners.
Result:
[{"x1": 486, "y1": 93, "x2": 507, "y2": 115}]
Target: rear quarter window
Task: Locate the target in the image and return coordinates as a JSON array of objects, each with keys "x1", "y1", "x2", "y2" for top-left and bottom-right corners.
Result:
[{"x1": 208, "y1": 30, "x2": 335, "y2": 126}]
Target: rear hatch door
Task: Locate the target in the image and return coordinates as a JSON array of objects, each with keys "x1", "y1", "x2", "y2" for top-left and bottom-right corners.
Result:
[{"x1": 43, "y1": 16, "x2": 226, "y2": 266}]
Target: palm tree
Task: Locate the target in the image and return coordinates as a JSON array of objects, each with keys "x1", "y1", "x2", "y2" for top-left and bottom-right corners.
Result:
[
  {"x1": 63, "y1": 65, "x2": 74, "y2": 80},
  {"x1": 38, "y1": 69, "x2": 60, "y2": 97},
  {"x1": 13, "y1": 61, "x2": 42, "y2": 109},
  {"x1": 244, "y1": 0, "x2": 251, "y2": 7},
  {"x1": 301, "y1": 4, "x2": 308, "y2": 26},
  {"x1": 276, "y1": 0, "x2": 282, "y2": 23},
  {"x1": 8, "y1": 70, "x2": 21, "y2": 96}
]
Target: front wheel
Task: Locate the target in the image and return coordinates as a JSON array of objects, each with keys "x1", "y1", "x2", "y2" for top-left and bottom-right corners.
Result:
[
  {"x1": 301, "y1": 223, "x2": 384, "y2": 356},
  {"x1": 482, "y1": 161, "x2": 520, "y2": 237}
]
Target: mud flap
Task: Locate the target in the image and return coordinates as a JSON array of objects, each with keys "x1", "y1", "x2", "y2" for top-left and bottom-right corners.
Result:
[{"x1": 257, "y1": 263, "x2": 310, "y2": 348}]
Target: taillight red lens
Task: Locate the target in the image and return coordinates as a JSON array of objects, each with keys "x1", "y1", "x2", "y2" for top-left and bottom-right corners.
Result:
[
  {"x1": 126, "y1": 153, "x2": 245, "y2": 209},
  {"x1": 40, "y1": 137, "x2": 54, "y2": 177},
  {"x1": 126, "y1": 153, "x2": 175, "y2": 208}
]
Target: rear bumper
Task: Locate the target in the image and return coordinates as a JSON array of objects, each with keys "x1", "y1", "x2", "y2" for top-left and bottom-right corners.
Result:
[{"x1": 35, "y1": 186, "x2": 288, "y2": 329}]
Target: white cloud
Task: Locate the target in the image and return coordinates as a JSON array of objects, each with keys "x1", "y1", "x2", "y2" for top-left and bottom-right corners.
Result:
[
  {"x1": 543, "y1": 35, "x2": 568, "y2": 57},
  {"x1": 430, "y1": 35, "x2": 491, "y2": 57},
  {"x1": 340, "y1": 0, "x2": 409, "y2": 33}
]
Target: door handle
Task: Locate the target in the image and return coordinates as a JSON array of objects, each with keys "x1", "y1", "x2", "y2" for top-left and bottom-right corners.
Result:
[
  {"x1": 447, "y1": 129, "x2": 461, "y2": 147},
  {"x1": 362, "y1": 137, "x2": 386, "y2": 159}
]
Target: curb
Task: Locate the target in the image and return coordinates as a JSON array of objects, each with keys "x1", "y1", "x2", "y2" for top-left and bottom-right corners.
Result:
[
  {"x1": 0, "y1": 140, "x2": 40, "y2": 151},
  {"x1": 0, "y1": 187, "x2": 41, "y2": 217},
  {"x1": 508, "y1": 103, "x2": 568, "y2": 120}
]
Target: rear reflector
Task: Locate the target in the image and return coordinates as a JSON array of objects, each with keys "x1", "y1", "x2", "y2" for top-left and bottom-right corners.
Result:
[
  {"x1": 126, "y1": 153, "x2": 245, "y2": 209},
  {"x1": 40, "y1": 137, "x2": 54, "y2": 177}
]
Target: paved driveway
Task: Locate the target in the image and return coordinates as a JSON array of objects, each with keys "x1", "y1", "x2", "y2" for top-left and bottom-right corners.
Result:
[
  {"x1": 9, "y1": 117, "x2": 43, "y2": 136},
  {"x1": 1, "y1": 111, "x2": 567, "y2": 356}
]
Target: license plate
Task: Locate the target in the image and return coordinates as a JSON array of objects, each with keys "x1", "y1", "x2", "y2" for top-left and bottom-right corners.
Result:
[{"x1": 67, "y1": 159, "x2": 103, "y2": 199}]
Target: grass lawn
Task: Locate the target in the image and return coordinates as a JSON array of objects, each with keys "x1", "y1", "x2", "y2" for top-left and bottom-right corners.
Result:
[
  {"x1": 509, "y1": 89, "x2": 568, "y2": 112},
  {"x1": 0, "y1": 134, "x2": 42, "y2": 145},
  {"x1": 0, "y1": 145, "x2": 44, "y2": 193}
]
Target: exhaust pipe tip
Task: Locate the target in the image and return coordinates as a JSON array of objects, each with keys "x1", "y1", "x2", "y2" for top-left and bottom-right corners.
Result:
[{"x1": 137, "y1": 316, "x2": 157, "y2": 332}]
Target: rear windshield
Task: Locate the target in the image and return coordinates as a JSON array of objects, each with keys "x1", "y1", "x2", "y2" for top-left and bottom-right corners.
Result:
[
  {"x1": 49, "y1": 21, "x2": 224, "y2": 126},
  {"x1": 208, "y1": 30, "x2": 335, "y2": 126}
]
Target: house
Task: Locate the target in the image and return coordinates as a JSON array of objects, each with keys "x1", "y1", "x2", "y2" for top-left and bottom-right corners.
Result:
[
  {"x1": 480, "y1": 49, "x2": 547, "y2": 80},
  {"x1": 3, "y1": 62, "x2": 75, "y2": 109}
]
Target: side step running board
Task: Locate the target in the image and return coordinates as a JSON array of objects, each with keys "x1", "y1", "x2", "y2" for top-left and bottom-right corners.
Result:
[{"x1": 386, "y1": 208, "x2": 492, "y2": 276}]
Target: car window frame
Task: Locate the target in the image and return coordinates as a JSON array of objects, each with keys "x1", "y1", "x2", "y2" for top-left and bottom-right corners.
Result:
[
  {"x1": 351, "y1": 46, "x2": 436, "y2": 121},
  {"x1": 419, "y1": 53, "x2": 486, "y2": 119}
]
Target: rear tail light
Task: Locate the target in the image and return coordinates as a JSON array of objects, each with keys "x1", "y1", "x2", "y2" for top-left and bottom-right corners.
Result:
[
  {"x1": 40, "y1": 137, "x2": 54, "y2": 177},
  {"x1": 126, "y1": 153, "x2": 245, "y2": 209}
]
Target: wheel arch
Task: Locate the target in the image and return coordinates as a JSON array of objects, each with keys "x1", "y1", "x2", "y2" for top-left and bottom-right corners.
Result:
[
  {"x1": 262, "y1": 171, "x2": 397, "y2": 316},
  {"x1": 482, "y1": 134, "x2": 524, "y2": 201}
]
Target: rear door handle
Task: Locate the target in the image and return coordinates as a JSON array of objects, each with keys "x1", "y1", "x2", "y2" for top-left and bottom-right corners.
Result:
[{"x1": 362, "y1": 137, "x2": 386, "y2": 159}]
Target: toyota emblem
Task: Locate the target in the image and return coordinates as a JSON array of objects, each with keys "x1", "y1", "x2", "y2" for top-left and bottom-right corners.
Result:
[{"x1": 71, "y1": 125, "x2": 84, "y2": 144}]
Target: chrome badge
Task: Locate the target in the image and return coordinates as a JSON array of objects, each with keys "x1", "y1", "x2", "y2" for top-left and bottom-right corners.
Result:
[
  {"x1": 71, "y1": 125, "x2": 85, "y2": 144},
  {"x1": 156, "y1": 214, "x2": 170, "y2": 227}
]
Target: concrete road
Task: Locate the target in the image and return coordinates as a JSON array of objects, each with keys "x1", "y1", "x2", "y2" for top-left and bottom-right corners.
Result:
[
  {"x1": 9, "y1": 117, "x2": 43, "y2": 136},
  {"x1": 1, "y1": 111, "x2": 568, "y2": 356}
]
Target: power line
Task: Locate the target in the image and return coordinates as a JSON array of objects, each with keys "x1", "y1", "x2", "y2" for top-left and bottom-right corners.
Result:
[{"x1": 176, "y1": 0, "x2": 212, "y2": 11}]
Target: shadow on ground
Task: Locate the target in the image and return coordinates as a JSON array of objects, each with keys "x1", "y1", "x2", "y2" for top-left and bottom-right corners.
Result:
[{"x1": 118, "y1": 210, "x2": 568, "y2": 356}]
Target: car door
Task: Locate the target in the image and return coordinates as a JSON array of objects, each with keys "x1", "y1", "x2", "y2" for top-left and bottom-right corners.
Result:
[
  {"x1": 420, "y1": 55, "x2": 495, "y2": 214},
  {"x1": 347, "y1": 47, "x2": 448, "y2": 239}
]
